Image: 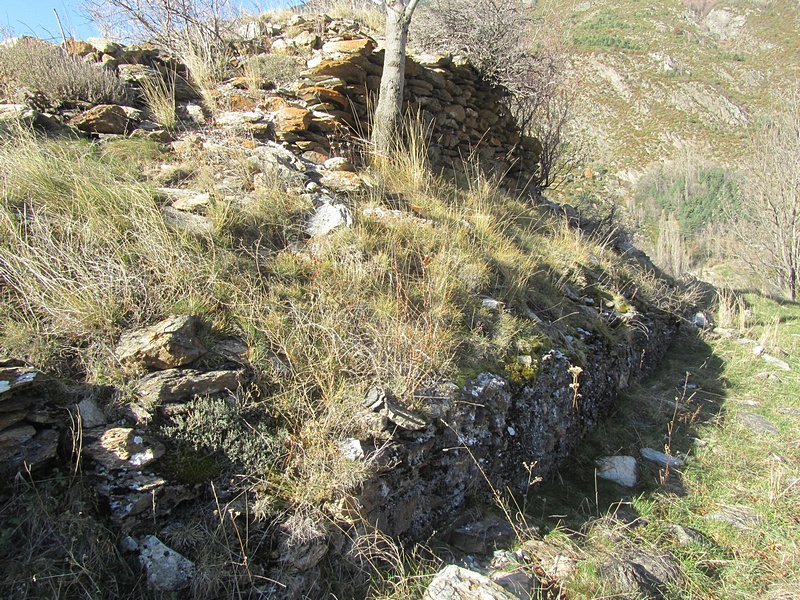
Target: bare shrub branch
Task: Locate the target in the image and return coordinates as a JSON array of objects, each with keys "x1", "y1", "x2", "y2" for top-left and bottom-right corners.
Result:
[{"x1": 412, "y1": 0, "x2": 575, "y2": 190}]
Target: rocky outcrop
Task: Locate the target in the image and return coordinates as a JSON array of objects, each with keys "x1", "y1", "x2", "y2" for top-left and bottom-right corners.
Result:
[{"x1": 346, "y1": 309, "x2": 678, "y2": 542}]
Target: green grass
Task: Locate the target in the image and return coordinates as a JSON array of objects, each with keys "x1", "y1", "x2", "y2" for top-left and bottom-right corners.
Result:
[{"x1": 527, "y1": 290, "x2": 800, "y2": 598}]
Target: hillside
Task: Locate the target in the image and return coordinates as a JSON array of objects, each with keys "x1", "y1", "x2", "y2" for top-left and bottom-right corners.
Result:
[
  {"x1": 560, "y1": 0, "x2": 799, "y2": 176},
  {"x1": 0, "y1": 4, "x2": 798, "y2": 599}
]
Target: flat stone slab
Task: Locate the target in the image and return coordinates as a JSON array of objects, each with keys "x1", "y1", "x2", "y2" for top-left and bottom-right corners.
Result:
[
  {"x1": 738, "y1": 412, "x2": 779, "y2": 436},
  {"x1": 116, "y1": 315, "x2": 206, "y2": 370},
  {"x1": 83, "y1": 427, "x2": 165, "y2": 470},
  {"x1": 640, "y1": 447, "x2": 685, "y2": 468},
  {"x1": 139, "y1": 535, "x2": 194, "y2": 591},
  {"x1": 706, "y1": 504, "x2": 759, "y2": 529},
  {"x1": 0, "y1": 365, "x2": 39, "y2": 397},
  {"x1": 134, "y1": 368, "x2": 243, "y2": 406}
]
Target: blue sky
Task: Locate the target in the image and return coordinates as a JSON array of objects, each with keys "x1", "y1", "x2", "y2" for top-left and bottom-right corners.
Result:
[
  {"x1": 1, "y1": 0, "x2": 100, "y2": 40},
  {"x1": 0, "y1": 0, "x2": 289, "y2": 42}
]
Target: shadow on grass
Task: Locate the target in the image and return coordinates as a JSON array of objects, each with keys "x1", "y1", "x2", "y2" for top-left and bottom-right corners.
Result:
[{"x1": 523, "y1": 325, "x2": 727, "y2": 532}]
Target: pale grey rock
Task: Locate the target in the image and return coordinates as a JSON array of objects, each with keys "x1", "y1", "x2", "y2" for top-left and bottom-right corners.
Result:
[
  {"x1": 423, "y1": 565, "x2": 520, "y2": 600},
  {"x1": 762, "y1": 353, "x2": 791, "y2": 371},
  {"x1": 83, "y1": 427, "x2": 165, "y2": 470},
  {"x1": 323, "y1": 156, "x2": 355, "y2": 172},
  {"x1": 181, "y1": 103, "x2": 206, "y2": 125},
  {"x1": 668, "y1": 524, "x2": 711, "y2": 546},
  {"x1": 640, "y1": 447, "x2": 685, "y2": 468},
  {"x1": 596, "y1": 455, "x2": 638, "y2": 488},
  {"x1": 705, "y1": 8, "x2": 746, "y2": 40},
  {"x1": 0, "y1": 365, "x2": 39, "y2": 397},
  {"x1": 77, "y1": 397, "x2": 106, "y2": 428},
  {"x1": 738, "y1": 412, "x2": 779, "y2": 436},
  {"x1": 116, "y1": 315, "x2": 206, "y2": 370},
  {"x1": 215, "y1": 111, "x2": 265, "y2": 126},
  {"x1": 693, "y1": 312, "x2": 710, "y2": 328},
  {"x1": 482, "y1": 298, "x2": 505, "y2": 311},
  {"x1": 86, "y1": 37, "x2": 122, "y2": 55},
  {"x1": 340, "y1": 438, "x2": 365, "y2": 460},
  {"x1": 157, "y1": 188, "x2": 211, "y2": 213},
  {"x1": 0, "y1": 103, "x2": 37, "y2": 128},
  {"x1": 139, "y1": 535, "x2": 194, "y2": 591},
  {"x1": 306, "y1": 202, "x2": 352, "y2": 236},
  {"x1": 597, "y1": 545, "x2": 682, "y2": 599},
  {"x1": 490, "y1": 568, "x2": 536, "y2": 600}
]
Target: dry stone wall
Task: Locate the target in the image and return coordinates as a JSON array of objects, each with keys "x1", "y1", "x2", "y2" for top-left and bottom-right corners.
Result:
[
  {"x1": 345, "y1": 309, "x2": 679, "y2": 542},
  {"x1": 230, "y1": 15, "x2": 541, "y2": 182}
]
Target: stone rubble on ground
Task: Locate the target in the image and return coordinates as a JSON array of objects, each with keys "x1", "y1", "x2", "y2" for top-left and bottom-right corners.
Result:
[
  {"x1": 596, "y1": 455, "x2": 638, "y2": 488},
  {"x1": 0, "y1": 361, "x2": 59, "y2": 476}
]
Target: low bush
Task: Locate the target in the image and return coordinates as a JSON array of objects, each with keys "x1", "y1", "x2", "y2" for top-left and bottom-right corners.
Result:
[{"x1": 0, "y1": 38, "x2": 131, "y2": 107}]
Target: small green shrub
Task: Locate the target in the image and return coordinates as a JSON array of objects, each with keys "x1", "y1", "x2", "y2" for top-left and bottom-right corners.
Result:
[
  {"x1": 158, "y1": 395, "x2": 284, "y2": 481},
  {"x1": 572, "y1": 34, "x2": 642, "y2": 51},
  {"x1": 0, "y1": 38, "x2": 131, "y2": 107}
]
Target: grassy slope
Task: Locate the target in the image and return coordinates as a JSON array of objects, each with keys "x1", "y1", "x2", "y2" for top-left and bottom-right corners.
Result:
[{"x1": 530, "y1": 292, "x2": 800, "y2": 598}]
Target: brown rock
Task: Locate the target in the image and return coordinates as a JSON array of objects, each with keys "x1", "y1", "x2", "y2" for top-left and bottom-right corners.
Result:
[
  {"x1": 134, "y1": 369, "x2": 244, "y2": 407},
  {"x1": 302, "y1": 150, "x2": 330, "y2": 164},
  {"x1": 116, "y1": 315, "x2": 206, "y2": 370},
  {"x1": 321, "y1": 38, "x2": 376, "y2": 56},
  {"x1": 306, "y1": 60, "x2": 366, "y2": 85},
  {"x1": 273, "y1": 106, "x2": 312, "y2": 135},
  {"x1": 299, "y1": 86, "x2": 349, "y2": 110},
  {"x1": 291, "y1": 31, "x2": 320, "y2": 48},
  {"x1": 70, "y1": 104, "x2": 129, "y2": 134},
  {"x1": 444, "y1": 104, "x2": 466, "y2": 121},
  {"x1": 62, "y1": 39, "x2": 94, "y2": 56},
  {"x1": 84, "y1": 427, "x2": 165, "y2": 470},
  {"x1": 227, "y1": 93, "x2": 258, "y2": 111}
]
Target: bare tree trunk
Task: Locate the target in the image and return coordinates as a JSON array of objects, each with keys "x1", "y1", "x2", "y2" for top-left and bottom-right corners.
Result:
[{"x1": 372, "y1": 0, "x2": 418, "y2": 156}]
